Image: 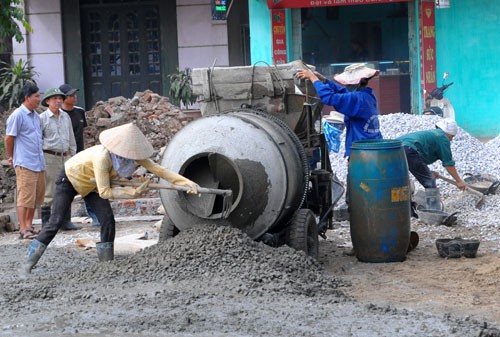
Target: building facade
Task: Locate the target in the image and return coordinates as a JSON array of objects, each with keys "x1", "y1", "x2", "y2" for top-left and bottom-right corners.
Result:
[
  {"x1": 13, "y1": 0, "x2": 249, "y2": 108},
  {"x1": 249, "y1": 0, "x2": 500, "y2": 138},
  {"x1": 11, "y1": 0, "x2": 500, "y2": 137}
]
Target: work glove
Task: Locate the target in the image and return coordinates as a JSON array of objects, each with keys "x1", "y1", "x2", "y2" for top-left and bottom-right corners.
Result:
[
  {"x1": 108, "y1": 176, "x2": 150, "y2": 199},
  {"x1": 161, "y1": 168, "x2": 199, "y2": 195},
  {"x1": 182, "y1": 180, "x2": 199, "y2": 195},
  {"x1": 134, "y1": 177, "x2": 150, "y2": 197}
]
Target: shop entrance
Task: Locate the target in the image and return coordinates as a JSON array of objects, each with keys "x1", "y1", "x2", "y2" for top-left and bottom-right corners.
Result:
[{"x1": 301, "y1": 3, "x2": 411, "y2": 114}]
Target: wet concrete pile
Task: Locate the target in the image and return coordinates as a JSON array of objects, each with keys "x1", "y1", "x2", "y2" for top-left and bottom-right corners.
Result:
[
  {"x1": 0, "y1": 225, "x2": 493, "y2": 336},
  {"x1": 66, "y1": 224, "x2": 349, "y2": 297}
]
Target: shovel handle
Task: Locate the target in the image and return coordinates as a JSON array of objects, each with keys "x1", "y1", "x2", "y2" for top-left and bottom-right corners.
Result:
[
  {"x1": 437, "y1": 175, "x2": 485, "y2": 198},
  {"x1": 90, "y1": 178, "x2": 232, "y2": 196}
]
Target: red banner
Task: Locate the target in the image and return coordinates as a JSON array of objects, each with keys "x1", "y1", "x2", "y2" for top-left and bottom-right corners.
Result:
[
  {"x1": 419, "y1": 1, "x2": 436, "y2": 101},
  {"x1": 271, "y1": 9, "x2": 287, "y2": 64},
  {"x1": 267, "y1": 0, "x2": 410, "y2": 9}
]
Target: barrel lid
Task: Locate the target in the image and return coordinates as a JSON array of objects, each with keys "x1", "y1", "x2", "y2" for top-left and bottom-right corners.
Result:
[{"x1": 351, "y1": 139, "x2": 402, "y2": 150}]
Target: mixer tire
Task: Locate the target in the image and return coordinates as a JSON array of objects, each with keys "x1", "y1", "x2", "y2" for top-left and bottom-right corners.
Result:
[
  {"x1": 286, "y1": 209, "x2": 319, "y2": 259},
  {"x1": 159, "y1": 215, "x2": 180, "y2": 242}
]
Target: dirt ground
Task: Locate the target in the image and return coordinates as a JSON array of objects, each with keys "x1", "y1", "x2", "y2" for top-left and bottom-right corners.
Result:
[
  {"x1": 325, "y1": 218, "x2": 500, "y2": 327},
  {"x1": 0, "y1": 203, "x2": 499, "y2": 337}
]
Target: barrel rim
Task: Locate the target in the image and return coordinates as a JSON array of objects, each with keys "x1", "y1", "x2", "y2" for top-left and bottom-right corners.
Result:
[{"x1": 351, "y1": 139, "x2": 402, "y2": 150}]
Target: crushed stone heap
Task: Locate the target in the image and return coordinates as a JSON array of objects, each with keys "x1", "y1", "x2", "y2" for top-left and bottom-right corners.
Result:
[
  {"x1": 329, "y1": 113, "x2": 500, "y2": 196},
  {"x1": 328, "y1": 113, "x2": 500, "y2": 238}
]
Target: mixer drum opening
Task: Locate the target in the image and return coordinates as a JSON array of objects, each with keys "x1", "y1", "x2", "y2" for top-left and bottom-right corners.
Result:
[{"x1": 180, "y1": 153, "x2": 241, "y2": 219}]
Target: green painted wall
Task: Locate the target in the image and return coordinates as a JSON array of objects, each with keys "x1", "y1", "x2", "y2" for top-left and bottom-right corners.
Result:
[
  {"x1": 435, "y1": 0, "x2": 500, "y2": 137},
  {"x1": 249, "y1": 2, "x2": 294, "y2": 65},
  {"x1": 249, "y1": 1, "x2": 273, "y2": 64},
  {"x1": 248, "y1": 1, "x2": 500, "y2": 137}
]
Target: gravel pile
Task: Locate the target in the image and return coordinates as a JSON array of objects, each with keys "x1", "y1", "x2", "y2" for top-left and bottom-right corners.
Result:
[
  {"x1": 329, "y1": 113, "x2": 500, "y2": 242},
  {"x1": 329, "y1": 113, "x2": 500, "y2": 183},
  {"x1": 64, "y1": 224, "x2": 348, "y2": 297},
  {"x1": 485, "y1": 134, "x2": 500, "y2": 151}
]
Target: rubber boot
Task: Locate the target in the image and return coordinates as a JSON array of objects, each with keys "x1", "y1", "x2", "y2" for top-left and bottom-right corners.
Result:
[
  {"x1": 41, "y1": 206, "x2": 51, "y2": 228},
  {"x1": 19, "y1": 239, "x2": 47, "y2": 278},
  {"x1": 425, "y1": 188, "x2": 441, "y2": 210},
  {"x1": 61, "y1": 210, "x2": 82, "y2": 231},
  {"x1": 96, "y1": 242, "x2": 114, "y2": 262}
]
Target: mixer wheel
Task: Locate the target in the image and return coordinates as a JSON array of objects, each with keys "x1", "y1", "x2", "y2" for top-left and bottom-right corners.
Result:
[
  {"x1": 286, "y1": 209, "x2": 319, "y2": 259},
  {"x1": 159, "y1": 215, "x2": 180, "y2": 241}
]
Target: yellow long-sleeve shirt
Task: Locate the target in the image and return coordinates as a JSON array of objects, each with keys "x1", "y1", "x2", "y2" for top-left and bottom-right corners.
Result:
[{"x1": 64, "y1": 145, "x2": 190, "y2": 199}]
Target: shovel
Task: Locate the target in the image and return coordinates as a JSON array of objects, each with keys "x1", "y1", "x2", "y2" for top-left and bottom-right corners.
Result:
[
  {"x1": 436, "y1": 174, "x2": 485, "y2": 208},
  {"x1": 91, "y1": 178, "x2": 234, "y2": 219}
]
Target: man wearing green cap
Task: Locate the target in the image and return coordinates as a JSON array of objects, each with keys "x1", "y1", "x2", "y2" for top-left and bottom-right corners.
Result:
[
  {"x1": 39, "y1": 88, "x2": 80, "y2": 230},
  {"x1": 59, "y1": 83, "x2": 100, "y2": 227}
]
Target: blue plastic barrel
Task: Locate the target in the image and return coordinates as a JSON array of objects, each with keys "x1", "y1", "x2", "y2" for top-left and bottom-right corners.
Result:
[{"x1": 348, "y1": 139, "x2": 411, "y2": 262}]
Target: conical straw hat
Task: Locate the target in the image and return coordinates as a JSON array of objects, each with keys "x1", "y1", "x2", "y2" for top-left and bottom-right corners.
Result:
[
  {"x1": 99, "y1": 123, "x2": 154, "y2": 160},
  {"x1": 333, "y1": 63, "x2": 379, "y2": 85}
]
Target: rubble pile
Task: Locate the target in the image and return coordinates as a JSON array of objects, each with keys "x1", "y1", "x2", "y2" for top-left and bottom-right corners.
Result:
[
  {"x1": 0, "y1": 165, "x2": 15, "y2": 204},
  {"x1": 83, "y1": 90, "x2": 198, "y2": 156}
]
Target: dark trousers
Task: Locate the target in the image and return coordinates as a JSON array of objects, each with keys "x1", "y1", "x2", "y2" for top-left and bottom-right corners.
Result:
[
  {"x1": 36, "y1": 170, "x2": 116, "y2": 246},
  {"x1": 403, "y1": 146, "x2": 437, "y2": 189}
]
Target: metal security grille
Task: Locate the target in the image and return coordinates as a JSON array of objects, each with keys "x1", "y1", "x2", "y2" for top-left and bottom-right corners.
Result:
[{"x1": 81, "y1": 2, "x2": 161, "y2": 106}]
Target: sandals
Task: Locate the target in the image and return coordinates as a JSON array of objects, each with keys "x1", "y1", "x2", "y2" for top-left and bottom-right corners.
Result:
[
  {"x1": 19, "y1": 229, "x2": 38, "y2": 240},
  {"x1": 29, "y1": 227, "x2": 41, "y2": 235}
]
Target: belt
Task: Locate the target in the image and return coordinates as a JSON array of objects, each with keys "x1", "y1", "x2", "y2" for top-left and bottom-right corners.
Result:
[{"x1": 44, "y1": 150, "x2": 69, "y2": 156}]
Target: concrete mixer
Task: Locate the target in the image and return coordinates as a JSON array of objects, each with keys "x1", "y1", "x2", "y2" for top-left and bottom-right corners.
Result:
[{"x1": 159, "y1": 61, "x2": 343, "y2": 258}]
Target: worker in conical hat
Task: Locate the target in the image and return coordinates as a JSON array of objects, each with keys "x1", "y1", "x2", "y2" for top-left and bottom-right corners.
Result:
[
  {"x1": 296, "y1": 63, "x2": 382, "y2": 158},
  {"x1": 20, "y1": 123, "x2": 199, "y2": 277}
]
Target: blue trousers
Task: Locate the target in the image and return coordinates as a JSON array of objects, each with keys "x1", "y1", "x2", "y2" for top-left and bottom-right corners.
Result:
[{"x1": 36, "y1": 170, "x2": 116, "y2": 245}]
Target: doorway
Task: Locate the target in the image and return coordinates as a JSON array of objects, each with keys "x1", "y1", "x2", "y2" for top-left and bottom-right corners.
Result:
[{"x1": 81, "y1": 4, "x2": 162, "y2": 106}]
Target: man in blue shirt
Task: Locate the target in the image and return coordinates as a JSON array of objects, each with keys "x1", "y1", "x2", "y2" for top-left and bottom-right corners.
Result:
[
  {"x1": 296, "y1": 63, "x2": 382, "y2": 157},
  {"x1": 296, "y1": 63, "x2": 384, "y2": 255},
  {"x1": 5, "y1": 82, "x2": 46, "y2": 239}
]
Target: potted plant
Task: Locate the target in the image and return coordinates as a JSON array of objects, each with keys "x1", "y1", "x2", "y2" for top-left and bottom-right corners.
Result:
[
  {"x1": 0, "y1": 59, "x2": 38, "y2": 110},
  {"x1": 168, "y1": 67, "x2": 198, "y2": 109}
]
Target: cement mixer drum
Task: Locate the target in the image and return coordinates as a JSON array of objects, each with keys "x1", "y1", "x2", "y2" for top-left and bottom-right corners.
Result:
[{"x1": 159, "y1": 110, "x2": 308, "y2": 240}]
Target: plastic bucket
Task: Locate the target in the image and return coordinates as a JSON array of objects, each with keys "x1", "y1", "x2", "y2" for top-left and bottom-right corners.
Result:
[{"x1": 348, "y1": 139, "x2": 411, "y2": 262}]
